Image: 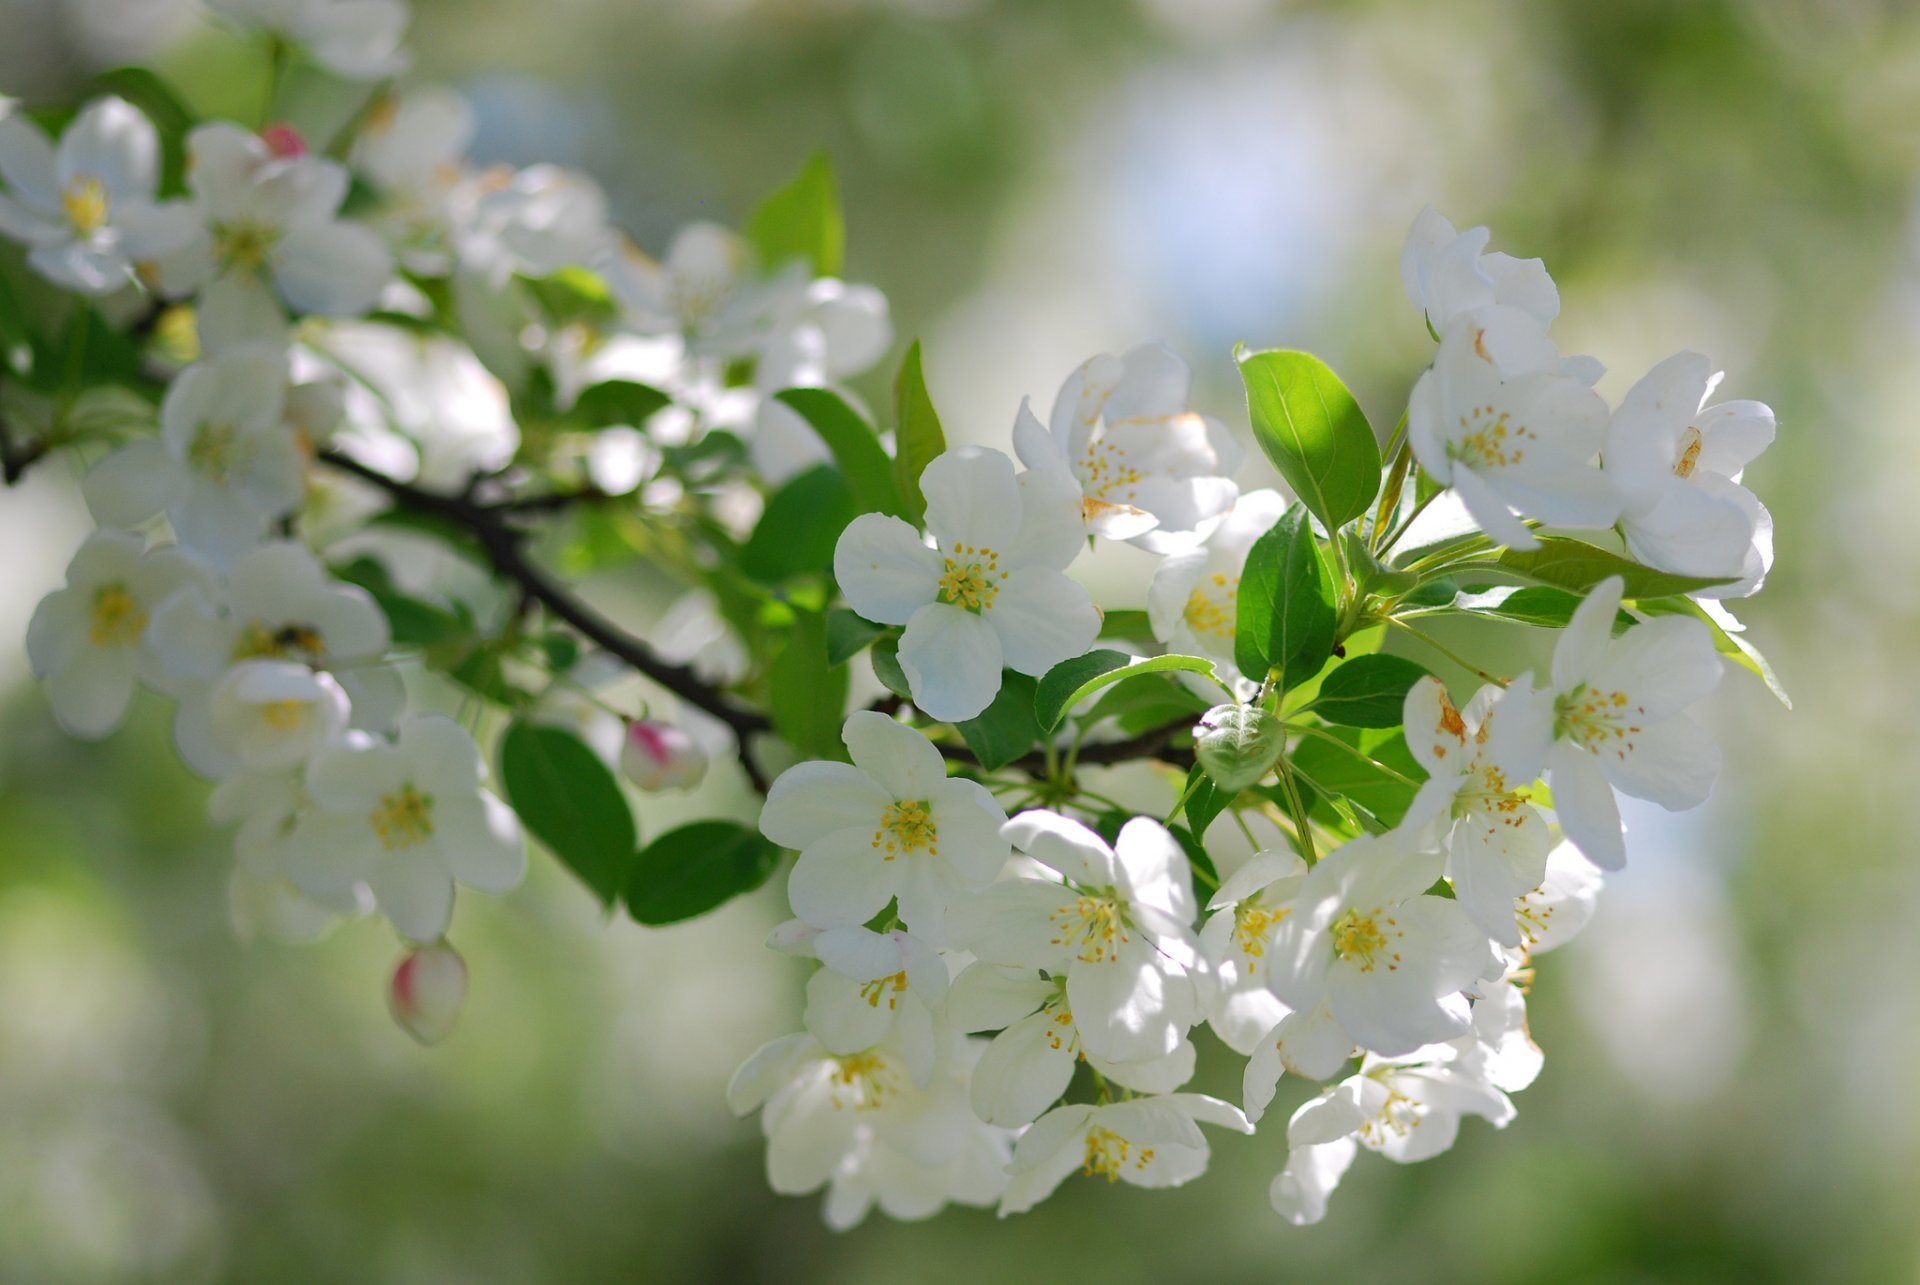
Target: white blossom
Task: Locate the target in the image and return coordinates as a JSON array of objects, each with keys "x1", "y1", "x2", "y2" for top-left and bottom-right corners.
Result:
[
  {"x1": 760, "y1": 711, "x2": 1010, "y2": 943},
  {"x1": 998, "y1": 1093, "x2": 1252, "y2": 1216},
  {"x1": 1488, "y1": 576, "x2": 1723, "y2": 870},
  {"x1": 1011, "y1": 343, "x2": 1241, "y2": 552},
  {"x1": 1400, "y1": 205, "x2": 1560, "y2": 334},
  {"x1": 1199, "y1": 848, "x2": 1309, "y2": 1054},
  {"x1": 206, "y1": 0, "x2": 411, "y2": 80},
  {"x1": 26, "y1": 532, "x2": 210, "y2": 738},
  {"x1": 1604, "y1": 351, "x2": 1775, "y2": 597},
  {"x1": 833, "y1": 447, "x2": 1095, "y2": 722}
]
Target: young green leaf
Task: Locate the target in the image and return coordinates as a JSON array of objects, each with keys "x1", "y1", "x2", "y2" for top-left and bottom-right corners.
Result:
[
  {"x1": 1290, "y1": 729, "x2": 1426, "y2": 828},
  {"x1": 825, "y1": 608, "x2": 891, "y2": 666},
  {"x1": 1238, "y1": 348, "x2": 1381, "y2": 531},
  {"x1": 627, "y1": 820, "x2": 782, "y2": 925},
  {"x1": 572, "y1": 379, "x2": 671, "y2": 429},
  {"x1": 740, "y1": 465, "x2": 859, "y2": 583},
  {"x1": 1033, "y1": 649, "x2": 1220, "y2": 732},
  {"x1": 869, "y1": 637, "x2": 913, "y2": 701},
  {"x1": 1183, "y1": 763, "x2": 1231, "y2": 840},
  {"x1": 769, "y1": 609, "x2": 850, "y2": 761},
  {"x1": 499, "y1": 720, "x2": 638, "y2": 906},
  {"x1": 1309, "y1": 654, "x2": 1432, "y2": 728},
  {"x1": 1486, "y1": 537, "x2": 1736, "y2": 599},
  {"x1": 775, "y1": 387, "x2": 907, "y2": 518},
  {"x1": 746, "y1": 151, "x2": 844, "y2": 278},
  {"x1": 956, "y1": 671, "x2": 1042, "y2": 772},
  {"x1": 892, "y1": 340, "x2": 946, "y2": 525},
  {"x1": 1234, "y1": 504, "x2": 1337, "y2": 692},
  {"x1": 1194, "y1": 704, "x2": 1286, "y2": 793}
]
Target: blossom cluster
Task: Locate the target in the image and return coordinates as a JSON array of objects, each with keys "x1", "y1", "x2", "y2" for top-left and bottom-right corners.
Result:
[{"x1": 0, "y1": 0, "x2": 1782, "y2": 1229}]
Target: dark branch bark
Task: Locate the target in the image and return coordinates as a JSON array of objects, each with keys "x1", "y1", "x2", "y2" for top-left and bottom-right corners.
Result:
[{"x1": 0, "y1": 413, "x2": 47, "y2": 486}]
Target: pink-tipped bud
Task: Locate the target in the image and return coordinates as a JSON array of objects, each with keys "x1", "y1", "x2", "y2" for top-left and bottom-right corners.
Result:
[
  {"x1": 620, "y1": 718, "x2": 708, "y2": 791},
  {"x1": 387, "y1": 941, "x2": 467, "y2": 1045},
  {"x1": 261, "y1": 123, "x2": 309, "y2": 159}
]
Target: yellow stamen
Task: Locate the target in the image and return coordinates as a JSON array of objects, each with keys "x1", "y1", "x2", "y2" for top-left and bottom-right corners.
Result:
[
  {"x1": 88, "y1": 584, "x2": 146, "y2": 648},
  {"x1": 1330, "y1": 906, "x2": 1403, "y2": 973},
  {"x1": 62, "y1": 177, "x2": 109, "y2": 235},
  {"x1": 871, "y1": 800, "x2": 938, "y2": 860},
  {"x1": 370, "y1": 785, "x2": 434, "y2": 851}
]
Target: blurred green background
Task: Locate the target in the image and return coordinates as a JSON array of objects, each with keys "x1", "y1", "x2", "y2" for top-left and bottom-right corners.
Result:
[{"x1": 1, "y1": 0, "x2": 1916, "y2": 1280}]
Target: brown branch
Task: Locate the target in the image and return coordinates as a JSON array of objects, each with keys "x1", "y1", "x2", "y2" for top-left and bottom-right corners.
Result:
[{"x1": 0, "y1": 412, "x2": 47, "y2": 485}]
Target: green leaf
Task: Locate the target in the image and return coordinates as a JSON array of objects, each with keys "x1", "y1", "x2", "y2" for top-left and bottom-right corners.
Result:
[
  {"x1": 741, "y1": 465, "x2": 859, "y2": 583},
  {"x1": 1290, "y1": 730, "x2": 1426, "y2": 828},
  {"x1": 572, "y1": 379, "x2": 671, "y2": 429},
  {"x1": 1310, "y1": 654, "x2": 1432, "y2": 728},
  {"x1": 769, "y1": 609, "x2": 849, "y2": 760},
  {"x1": 523, "y1": 266, "x2": 620, "y2": 328},
  {"x1": 775, "y1": 387, "x2": 907, "y2": 518},
  {"x1": 1234, "y1": 504, "x2": 1337, "y2": 691},
  {"x1": 891, "y1": 340, "x2": 946, "y2": 526},
  {"x1": 1195, "y1": 704, "x2": 1286, "y2": 793},
  {"x1": 1183, "y1": 764, "x2": 1230, "y2": 840},
  {"x1": 332, "y1": 557, "x2": 469, "y2": 647},
  {"x1": 869, "y1": 636, "x2": 913, "y2": 701},
  {"x1": 956, "y1": 672, "x2": 1042, "y2": 772},
  {"x1": 1081, "y1": 678, "x2": 1212, "y2": 738},
  {"x1": 1433, "y1": 584, "x2": 1636, "y2": 633},
  {"x1": 746, "y1": 152, "x2": 843, "y2": 278},
  {"x1": 92, "y1": 68, "x2": 194, "y2": 195},
  {"x1": 627, "y1": 820, "x2": 781, "y2": 926},
  {"x1": 1034, "y1": 649, "x2": 1220, "y2": 732},
  {"x1": 499, "y1": 721, "x2": 638, "y2": 906},
  {"x1": 1486, "y1": 537, "x2": 1735, "y2": 599},
  {"x1": 1238, "y1": 348, "x2": 1381, "y2": 532},
  {"x1": 1634, "y1": 596, "x2": 1791, "y2": 709},
  {"x1": 446, "y1": 648, "x2": 531, "y2": 707},
  {"x1": 825, "y1": 608, "x2": 890, "y2": 666}
]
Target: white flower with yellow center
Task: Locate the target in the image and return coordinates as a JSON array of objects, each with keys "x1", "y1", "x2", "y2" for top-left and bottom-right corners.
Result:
[
  {"x1": 997, "y1": 1093, "x2": 1252, "y2": 1216},
  {"x1": 26, "y1": 531, "x2": 211, "y2": 738},
  {"x1": 947, "y1": 812, "x2": 1202, "y2": 1068},
  {"x1": 1272, "y1": 1047, "x2": 1514, "y2": 1225},
  {"x1": 1198, "y1": 848, "x2": 1309, "y2": 1055},
  {"x1": 205, "y1": 659, "x2": 350, "y2": 774},
  {"x1": 761, "y1": 711, "x2": 1010, "y2": 944},
  {"x1": 1401, "y1": 676, "x2": 1553, "y2": 948},
  {"x1": 1146, "y1": 488, "x2": 1289, "y2": 682},
  {"x1": 833, "y1": 446, "x2": 1096, "y2": 723},
  {"x1": 1487, "y1": 576, "x2": 1723, "y2": 871},
  {"x1": 1604, "y1": 350, "x2": 1775, "y2": 597},
  {"x1": 83, "y1": 346, "x2": 304, "y2": 567},
  {"x1": 946, "y1": 962, "x2": 1201, "y2": 1128},
  {"x1": 205, "y1": 0, "x2": 411, "y2": 80},
  {"x1": 797, "y1": 924, "x2": 952, "y2": 1089},
  {"x1": 145, "y1": 540, "x2": 399, "y2": 777},
  {"x1": 1408, "y1": 308, "x2": 1621, "y2": 551},
  {"x1": 1011, "y1": 343, "x2": 1242, "y2": 552},
  {"x1": 143, "y1": 123, "x2": 392, "y2": 353},
  {"x1": 458, "y1": 162, "x2": 612, "y2": 286},
  {"x1": 726, "y1": 1031, "x2": 1012, "y2": 1231},
  {"x1": 603, "y1": 221, "x2": 755, "y2": 344},
  {"x1": 286, "y1": 714, "x2": 525, "y2": 942},
  {"x1": 1400, "y1": 205, "x2": 1561, "y2": 335},
  {"x1": 1512, "y1": 840, "x2": 1604, "y2": 955},
  {"x1": 0, "y1": 95, "x2": 195, "y2": 295},
  {"x1": 1264, "y1": 830, "x2": 1498, "y2": 1063}
]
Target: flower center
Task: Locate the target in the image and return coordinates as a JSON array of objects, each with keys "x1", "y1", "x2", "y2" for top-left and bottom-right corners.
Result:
[
  {"x1": 258, "y1": 699, "x2": 310, "y2": 732},
  {"x1": 1356, "y1": 1082, "x2": 1422, "y2": 1147},
  {"x1": 1048, "y1": 893, "x2": 1130, "y2": 964},
  {"x1": 828, "y1": 1052, "x2": 898, "y2": 1110},
  {"x1": 1234, "y1": 902, "x2": 1287, "y2": 971},
  {"x1": 1330, "y1": 906, "x2": 1402, "y2": 973},
  {"x1": 1079, "y1": 438, "x2": 1143, "y2": 500},
  {"x1": 936, "y1": 542, "x2": 1004, "y2": 612},
  {"x1": 1040, "y1": 995, "x2": 1077, "y2": 1052},
  {"x1": 1674, "y1": 426, "x2": 1704, "y2": 479},
  {"x1": 1182, "y1": 573, "x2": 1237, "y2": 640},
  {"x1": 872, "y1": 800, "x2": 937, "y2": 860},
  {"x1": 371, "y1": 784, "x2": 435, "y2": 851},
  {"x1": 88, "y1": 583, "x2": 147, "y2": 647},
  {"x1": 212, "y1": 220, "x2": 280, "y2": 272},
  {"x1": 62, "y1": 177, "x2": 109, "y2": 236},
  {"x1": 1448, "y1": 404, "x2": 1535, "y2": 469},
  {"x1": 234, "y1": 620, "x2": 327, "y2": 663},
  {"x1": 1554, "y1": 683, "x2": 1646, "y2": 757},
  {"x1": 858, "y1": 971, "x2": 908, "y2": 1011},
  {"x1": 1454, "y1": 758, "x2": 1527, "y2": 819},
  {"x1": 189, "y1": 421, "x2": 252, "y2": 483},
  {"x1": 1082, "y1": 1127, "x2": 1153, "y2": 1182}
]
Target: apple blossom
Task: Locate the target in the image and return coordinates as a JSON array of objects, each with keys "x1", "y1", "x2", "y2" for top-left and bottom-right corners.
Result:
[
  {"x1": 998, "y1": 1093, "x2": 1252, "y2": 1216},
  {"x1": 388, "y1": 940, "x2": 468, "y2": 1045},
  {"x1": 1199, "y1": 848, "x2": 1309, "y2": 1054},
  {"x1": 1400, "y1": 204, "x2": 1560, "y2": 334},
  {"x1": 619, "y1": 718, "x2": 709, "y2": 791},
  {"x1": 833, "y1": 446, "x2": 1096, "y2": 722}
]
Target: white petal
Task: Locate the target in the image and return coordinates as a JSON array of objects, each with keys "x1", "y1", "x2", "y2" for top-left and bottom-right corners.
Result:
[
  {"x1": 842, "y1": 709, "x2": 946, "y2": 801},
  {"x1": 832, "y1": 512, "x2": 940, "y2": 626},
  {"x1": 970, "y1": 1010, "x2": 1078, "y2": 1126},
  {"x1": 276, "y1": 221, "x2": 392, "y2": 316},
  {"x1": 920, "y1": 447, "x2": 1020, "y2": 553},
  {"x1": 82, "y1": 440, "x2": 181, "y2": 528},
  {"x1": 1548, "y1": 742, "x2": 1625, "y2": 871},
  {"x1": 897, "y1": 601, "x2": 1002, "y2": 723},
  {"x1": 762, "y1": 761, "x2": 891, "y2": 850},
  {"x1": 369, "y1": 856, "x2": 455, "y2": 942},
  {"x1": 988, "y1": 567, "x2": 1099, "y2": 677},
  {"x1": 434, "y1": 793, "x2": 526, "y2": 893},
  {"x1": 786, "y1": 826, "x2": 897, "y2": 928},
  {"x1": 1600, "y1": 712, "x2": 1720, "y2": 811}
]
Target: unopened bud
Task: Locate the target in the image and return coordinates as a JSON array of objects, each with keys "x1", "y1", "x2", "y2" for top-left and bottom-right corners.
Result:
[
  {"x1": 387, "y1": 941, "x2": 467, "y2": 1045},
  {"x1": 261, "y1": 123, "x2": 308, "y2": 159},
  {"x1": 620, "y1": 718, "x2": 708, "y2": 791}
]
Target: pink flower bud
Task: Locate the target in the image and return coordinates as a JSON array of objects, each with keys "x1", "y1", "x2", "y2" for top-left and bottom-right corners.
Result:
[
  {"x1": 387, "y1": 941, "x2": 467, "y2": 1045},
  {"x1": 620, "y1": 718, "x2": 708, "y2": 791},
  {"x1": 261, "y1": 123, "x2": 309, "y2": 159}
]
